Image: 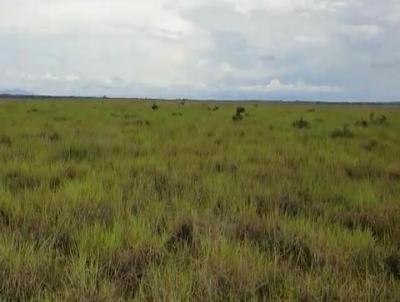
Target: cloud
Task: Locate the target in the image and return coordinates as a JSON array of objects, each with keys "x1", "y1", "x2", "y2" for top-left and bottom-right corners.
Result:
[
  {"x1": 338, "y1": 24, "x2": 382, "y2": 40},
  {"x1": 0, "y1": 0, "x2": 399, "y2": 101},
  {"x1": 65, "y1": 75, "x2": 81, "y2": 82},
  {"x1": 240, "y1": 79, "x2": 341, "y2": 93},
  {"x1": 295, "y1": 35, "x2": 326, "y2": 44},
  {"x1": 219, "y1": 0, "x2": 349, "y2": 16},
  {"x1": 42, "y1": 73, "x2": 60, "y2": 81}
]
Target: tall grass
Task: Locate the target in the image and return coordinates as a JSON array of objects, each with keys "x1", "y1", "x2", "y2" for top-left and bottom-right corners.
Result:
[{"x1": 0, "y1": 99, "x2": 399, "y2": 301}]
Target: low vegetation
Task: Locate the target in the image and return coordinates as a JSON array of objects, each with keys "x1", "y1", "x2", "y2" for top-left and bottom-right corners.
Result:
[
  {"x1": 331, "y1": 124, "x2": 354, "y2": 138},
  {"x1": 292, "y1": 117, "x2": 309, "y2": 129},
  {"x1": 0, "y1": 99, "x2": 399, "y2": 300}
]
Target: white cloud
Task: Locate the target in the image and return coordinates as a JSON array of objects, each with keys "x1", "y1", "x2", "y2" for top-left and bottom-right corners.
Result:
[
  {"x1": 0, "y1": 0, "x2": 195, "y2": 38},
  {"x1": 42, "y1": 73, "x2": 60, "y2": 81},
  {"x1": 295, "y1": 35, "x2": 326, "y2": 44},
  {"x1": 65, "y1": 75, "x2": 81, "y2": 82},
  {"x1": 0, "y1": 0, "x2": 399, "y2": 101},
  {"x1": 224, "y1": 0, "x2": 349, "y2": 15},
  {"x1": 240, "y1": 79, "x2": 341, "y2": 93},
  {"x1": 339, "y1": 24, "x2": 382, "y2": 38}
]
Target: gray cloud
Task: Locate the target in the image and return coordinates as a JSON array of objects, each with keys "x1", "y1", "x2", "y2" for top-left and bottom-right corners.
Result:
[{"x1": 0, "y1": 0, "x2": 399, "y2": 101}]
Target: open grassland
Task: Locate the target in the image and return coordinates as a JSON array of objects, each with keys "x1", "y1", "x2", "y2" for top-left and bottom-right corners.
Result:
[{"x1": 0, "y1": 99, "x2": 399, "y2": 301}]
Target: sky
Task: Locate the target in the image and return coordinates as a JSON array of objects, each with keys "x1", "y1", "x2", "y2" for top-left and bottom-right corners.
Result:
[{"x1": 0, "y1": 0, "x2": 399, "y2": 101}]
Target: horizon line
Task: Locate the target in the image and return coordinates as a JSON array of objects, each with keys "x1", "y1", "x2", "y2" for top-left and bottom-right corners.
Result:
[{"x1": 0, "y1": 93, "x2": 399, "y2": 105}]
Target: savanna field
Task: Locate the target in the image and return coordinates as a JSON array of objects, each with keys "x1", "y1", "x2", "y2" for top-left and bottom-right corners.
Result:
[{"x1": 0, "y1": 99, "x2": 399, "y2": 301}]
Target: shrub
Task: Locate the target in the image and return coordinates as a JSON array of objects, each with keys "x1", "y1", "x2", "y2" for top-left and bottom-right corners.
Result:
[
  {"x1": 276, "y1": 194, "x2": 301, "y2": 217},
  {"x1": 232, "y1": 107, "x2": 246, "y2": 121},
  {"x1": 0, "y1": 135, "x2": 12, "y2": 147},
  {"x1": 0, "y1": 209, "x2": 10, "y2": 228},
  {"x1": 53, "y1": 116, "x2": 69, "y2": 122},
  {"x1": 236, "y1": 107, "x2": 245, "y2": 115},
  {"x1": 376, "y1": 115, "x2": 387, "y2": 124},
  {"x1": 166, "y1": 220, "x2": 194, "y2": 251},
  {"x1": 4, "y1": 172, "x2": 41, "y2": 193},
  {"x1": 232, "y1": 114, "x2": 243, "y2": 122},
  {"x1": 370, "y1": 112, "x2": 387, "y2": 125},
  {"x1": 49, "y1": 176, "x2": 62, "y2": 191},
  {"x1": 235, "y1": 219, "x2": 270, "y2": 244},
  {"x1": 234, "y1": 218, "x2": 316, "y2": 270},
  {"x1": 384, "y1": 252, "x2": 400, "y2": 279},
  {"x1": 369, "y1": 112, "x2": 375, "y2": 122},
  {"x1": 331, "y1": 125, "x2": 353, "y2": 138},
  {"x1": 292, "y1": 117, "x2": 309, "y2": 129},
  {"x1": 52, "y1": 231, "x2": 77, "y2": 256},
  {"x1": 355, "y1": 119, "x2": 369, "y2": 127},
  {"x1": 362, "y1": 139, "x2": 378, "y2": 152},
  {"x1": 193, "y1": 259, "x2": 283, "y2": 301},
  {"x1": 388, "y1": 170, "x2": 400, "y2": 181},
  {"x1": 344, "y1": 161, "x2": 383, "y2": 180},
  {"x1": 100, "y1": 247, "x2": 162, "y2": 296},
  {"x1": 214, "y1": 161, "x2": 238, "y2": 173},
  {"x1": 334, "y1": 210, "x2": 391, "y2": 239}
]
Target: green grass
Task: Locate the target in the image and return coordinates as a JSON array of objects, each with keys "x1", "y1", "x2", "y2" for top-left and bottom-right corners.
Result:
[{"x1": 0, "y1": 99, "x2": 399, "y2": 301}]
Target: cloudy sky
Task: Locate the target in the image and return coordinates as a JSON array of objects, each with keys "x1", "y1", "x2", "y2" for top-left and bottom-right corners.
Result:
[{"x1": 0, "y1": 0, "x2": 399, "y2": 101}]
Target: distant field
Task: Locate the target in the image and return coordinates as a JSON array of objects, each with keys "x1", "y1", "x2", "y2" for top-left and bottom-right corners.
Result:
[{"x1": 0, "y1": 99, "x2": 399, "y2": 301}]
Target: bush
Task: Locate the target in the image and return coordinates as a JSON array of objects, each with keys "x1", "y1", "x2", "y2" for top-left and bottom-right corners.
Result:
[
  {"x1": 0, "y1": 209, "x2": 10, "y2": 228},
  {"x1": 236, "y1": 107, "x2": 245, "y2": 115},
  {"x1": 4, "y1": 172, "x2": 41, "y2": 193},
  {"x1": 234, "y1": 218, "x2": 317, "y2": 270},
  {"x1": 166, "y1": 219, "x2": 195, "y2": 251},
  {"x1": 331, "y1": 125, "x2": 353, "y2": 138},
  {"x1": 100, "y1": 247, "x2": 163, "y2": 296},
  {"x1": 370, "y1": 112, "x2": 387, "y2": 125},
  {"x1": 362, "y1": 140, "x2": 378, "y2": 152},
  {"x1": 384, "y1": 252, "x2": 400, "y2": 279},
  {"x1": 232, "y1": 107, "x2": 246, "y2": 121},
  {"x1": 355, "y1": 119, "x2": 369, "y2": 127},
  {"x1": 292, "y1": 117, "x2": 309, "y2": 129},
  {"x1": 232, "y1": 114, "x2": 243, "y2": 122},
  {"x1": 0, "y1": 135, "x2": 12, "y2": 147}
]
